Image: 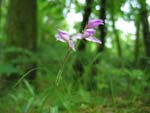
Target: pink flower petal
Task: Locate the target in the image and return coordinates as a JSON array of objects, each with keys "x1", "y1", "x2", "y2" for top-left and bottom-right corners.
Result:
[
  {"x1": 87, "y1": 19, "x2": 104, "y2": 29},
  {"x1": 55, "y1": 34, "x2": 67, "y2": 42},
  {"x1": 85, "y1": 36, "x2": 102, "y2": 44},
  {"x1": 83, "y1": 29, "x2": 95, "y2": 38},
  {"x1": 58, "y1": 29, "x2": 70, "y2": 41},
  {"x1": 85, "y1": 29, "x2": 96, "y2": 35}
]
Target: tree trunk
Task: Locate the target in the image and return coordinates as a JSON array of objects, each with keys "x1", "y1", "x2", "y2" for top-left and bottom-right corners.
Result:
[
  {"x1": 74, "y1": 0, "x2": 93, "y2": 80},
  {"x1": 92, "y1": 0, "x2": 107, "y2": 63},
  {"x1": 138, "y1": 0, "x2": 150, "y2": 103},
  {"x1": 78, "y1": 0, "x2": 93, "y2": 51},
  {"x1": 134, "y1": 20, "x2": 140, "y2": 65},
  {"x1": 0, "y1": 0, "x2": 2, "y2": 26},
  {"x1": 6, "y1": 0, "x2": 37, "y2": 80},
  {"x1": 89, "y1": 0, "x2": 107, "y2": 90},
  {"x1": 98, "y1": 0, "x2": 106, "y2": 52},
  {"x1": 139, "y1": 0, "x2": 150, "y2": 58}
]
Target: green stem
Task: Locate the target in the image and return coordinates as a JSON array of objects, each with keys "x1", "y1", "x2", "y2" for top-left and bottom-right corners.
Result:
[{"x1": 55, "y1": 49, "x2": 72, "y2": 86}]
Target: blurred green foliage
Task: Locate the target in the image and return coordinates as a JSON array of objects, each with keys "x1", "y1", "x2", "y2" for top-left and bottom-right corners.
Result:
[{"x1": 0, "y1": 0, "x2": 150, "y2": 113}]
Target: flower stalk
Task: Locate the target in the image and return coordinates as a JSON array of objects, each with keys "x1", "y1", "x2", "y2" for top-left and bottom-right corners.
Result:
[{"x1": 55, "y1": 19, "x2": 104, "y2": 85}]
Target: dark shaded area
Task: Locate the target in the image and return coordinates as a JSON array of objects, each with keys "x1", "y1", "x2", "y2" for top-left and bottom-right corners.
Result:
[
  {"x1": 98, "y1": 0, "x2": 107, "y2": 52},
  {"x1": 5, "y1": 0, "x2": 37, "y2": 81}
]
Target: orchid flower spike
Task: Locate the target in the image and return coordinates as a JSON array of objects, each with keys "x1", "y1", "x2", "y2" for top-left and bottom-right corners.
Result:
[
  {"x1": 55, "y1": 19, "x2": 104, "y2": 51},
  {"x1": 56, "y1": 29, "x2": 75, "y2": 51},
  {"x1": 87, "y1": 19, "x2": 104, "y2": 29}
]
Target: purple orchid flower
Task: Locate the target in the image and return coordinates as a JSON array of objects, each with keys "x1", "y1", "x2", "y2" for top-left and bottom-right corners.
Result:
[
  {"x1": 56, "y1": 30, "x2": 75, "y2": 51},
  {"x1": 82, "y1": 29, "x2": 102, "y2": 44},
  {"x1": 83, "y1": 29, "x2": 96, "y2": 37},
  {"x1": 55, "y1": 19, "x2": 103, "y2": 51},
  {"x1": 71, "y1": 29, "x2": 96, "y2": 41},
  {"x1": 70, "y1": 28, "x2": 102, "y2": 44},
  {"x1": 87, "y1": 19, "x2": 104, "y2": 29},
  {"x1": 56, "y1": 30, "x2": 70, "y2": 42},
  {"x1": 85, "y1": 36, "x2": 102, "y2": 44}
]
